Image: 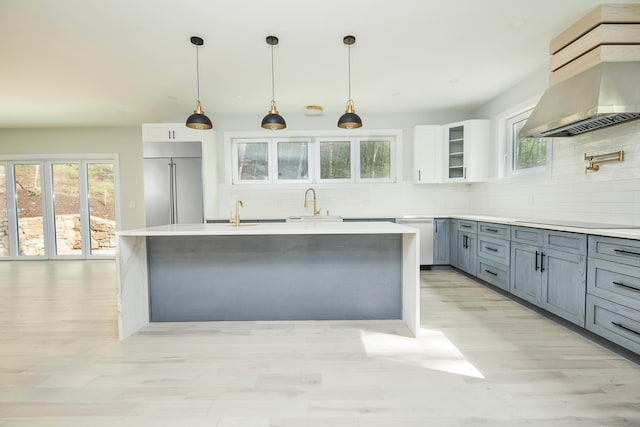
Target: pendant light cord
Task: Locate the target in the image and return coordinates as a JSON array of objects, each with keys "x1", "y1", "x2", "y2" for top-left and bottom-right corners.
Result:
[
  {"x1": 347, "y1": 43, "x2": 352, "y2": 101},
  {"x1": 270, "y1": 44, "x2": 275, "y2": 101},
  {"x1": 195, "y1": 44, "x2": 201, "y2": 101}
]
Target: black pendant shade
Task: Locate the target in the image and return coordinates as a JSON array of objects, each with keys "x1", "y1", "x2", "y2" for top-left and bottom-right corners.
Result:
[
  {"x1": 261, "y1": 100, "x2": 286, "y2": 130},
  {"x1": 338, "y1": 35, "x2": 362, "y2": 129},
  {"x1": 261, "y1": 35, "x2": 286, "y2": 130},
  {"x1": 186, "y1": 36, "x2": 212, "y2": 130},
  {"x1": 338, "y1": 100, "x2": 362, "y2": 129}
]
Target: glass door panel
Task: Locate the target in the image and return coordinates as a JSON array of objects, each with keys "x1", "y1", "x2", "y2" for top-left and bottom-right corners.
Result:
[
  {"x1": 14, "y1": 164, "x2": 45, "y2": 257},
  {"x1": 0, "y1": 165, "x2": 8, "y2": 257},
  {"x1": 87, "y1": 163, "x2": 115, "y2": 256},
  {"x1": 52, "y1": 163, "x2": 81, "y2": 256}
]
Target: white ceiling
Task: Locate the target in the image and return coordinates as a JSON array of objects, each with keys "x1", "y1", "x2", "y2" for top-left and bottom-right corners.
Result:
[{"x1": 2, "y1": 0, "x2": 639, "y2": 128}]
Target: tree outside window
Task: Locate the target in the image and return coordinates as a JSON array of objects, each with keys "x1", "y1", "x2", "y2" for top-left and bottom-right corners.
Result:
[
  {"x1": 359, "y1": 140, "x2": 391, "y2": 179},
  {"x1": 509, "y1": 110, "x2": 547, "y2": 174},
  {"x1": 320, "y1": 141, "x2": 351, "y2": 180}
]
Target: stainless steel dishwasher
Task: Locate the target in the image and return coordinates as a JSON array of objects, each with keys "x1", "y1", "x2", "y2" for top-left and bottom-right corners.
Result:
[{"x1": 395, "y1": 217, "x2": 434, "y2": 267}]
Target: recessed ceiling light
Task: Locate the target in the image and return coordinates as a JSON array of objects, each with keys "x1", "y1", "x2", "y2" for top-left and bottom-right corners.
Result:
[
  {"x1": 448, "y1": 78, "x2": 461, "y2": 84},
  {"x1": 305, "y1": 105, "x2": 323, "y2": 116},
  {"x1": 510, "y1": 20, "x2": 526, "y2": 29}
]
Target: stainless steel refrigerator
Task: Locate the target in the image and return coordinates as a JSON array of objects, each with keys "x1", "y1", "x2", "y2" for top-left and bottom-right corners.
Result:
[{"x1": 143, "y1": 141, "x2": 204, "y2": 227}]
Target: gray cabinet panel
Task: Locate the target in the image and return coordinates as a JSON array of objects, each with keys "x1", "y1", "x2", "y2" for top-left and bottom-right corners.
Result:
[
  {"x1": 510, "y1": 242, "x2": 542, "y2": 305},
  {"x1": 458, "y1": 220, "x2": 477, "y2": 233},
  {"x1": 433, "y1": 218, "x2": 450, "y2": 265},
  {"x1": 589, "y1": 235, "x2": 640, "y2": 268},
  {"x1": 544, "y1": 230, "x2": 587, "y2": 255},
  {"x1": 477, "y1": 234, "x2": 510, "y2": 266},
  {"x1": 511, "y1": 226, "x2": 544, "y2": 245},
  {"x1": 477, "y1": 257, "x2": 509, "y2": 292},
  {"x1": 542, "y1": 248, "x2": 586, "y2": 327},
  {"x1": 478, "y1": 222, "x2": 510, "y2": 239},
  {"x1": 588, "y1": 257, "x2": 640, "y2": 311},
  {"x1": 457, "y1": 231, "x2": 477, "y2": 275},
  {"x1": 586, "y1": 294, "x2": 640, "y2": 354},
  {"x1": 450, "y1": 219, "x2": 459, "y2": 268}
]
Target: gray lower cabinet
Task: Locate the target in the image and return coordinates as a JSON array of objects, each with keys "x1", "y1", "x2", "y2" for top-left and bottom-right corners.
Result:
[
  {"x1": 450, "y1": 219, "x2": 459, "y2": 268},
  {"x1": 457, "y1": 220, "x2": 478, "y2": 276},
  {"x1": 586, "y1": 235, "x2": 640, "y2": 354},
  {"x1": 476, "y1": 222, "x2": 511, "y2": 291},
  {"x1": 433, "y1": 218, "x2": 450, "y2": 265},
  {"x1": 510, "y1": 227, "x2": 587, "y2": 327}
]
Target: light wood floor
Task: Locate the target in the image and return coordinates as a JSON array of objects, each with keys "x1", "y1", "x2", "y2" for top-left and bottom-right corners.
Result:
[{"x1": 1, "y1": 261, "x2": 639, "y2": 426}]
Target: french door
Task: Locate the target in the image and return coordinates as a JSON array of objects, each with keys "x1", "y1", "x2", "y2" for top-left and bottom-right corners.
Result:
[{"x1": 0, "y1": 160, "x2": 116, "y2": 260}]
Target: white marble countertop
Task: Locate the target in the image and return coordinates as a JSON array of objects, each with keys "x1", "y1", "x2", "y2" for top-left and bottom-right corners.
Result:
[
  {"x1": 117, "y1": 221, "x2": 418, "y2": 237},
  {"x1": 447, "y1": 215, "x2": 640, "y2": 240}
]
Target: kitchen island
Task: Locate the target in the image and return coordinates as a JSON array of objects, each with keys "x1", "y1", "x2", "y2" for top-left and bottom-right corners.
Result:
[{"x1": 116, "y1": 222, "x2": 420, "y2": 340}]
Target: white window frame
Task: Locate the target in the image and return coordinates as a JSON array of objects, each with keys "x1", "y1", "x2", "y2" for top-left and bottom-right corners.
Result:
[
  {"x1": 497, "y1": 96, "x2": 552, "y2": 179},
  {"x1": 227, "y1": 130, "x2": 400, "y2": 186},
  {"x1": 316, "y1": 137, "x2": 355, "y2": 183},
  {"x1": 231, "y1": 138, "x2": 271, "y2": 184},
  {"x1": 275, "y1": 138, "x2": 313, "y2": 184},
  {"x1": 356, "y1": 137, "x2": 396, "y2": 183}
]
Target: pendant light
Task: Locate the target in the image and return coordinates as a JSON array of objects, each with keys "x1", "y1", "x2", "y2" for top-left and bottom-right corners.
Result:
[
  {"x1": 338, "y1": 35, "x2": 362, "y2": 129},
  {"x1": 186, "y1": 36, "x2": 212, "y2": 130},
  {"x1": 261, "y1": 36, "x2": 286, "y2": 130}
]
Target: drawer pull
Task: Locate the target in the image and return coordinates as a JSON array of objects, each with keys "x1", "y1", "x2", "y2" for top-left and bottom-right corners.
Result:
[
  {"x1": 485, "y1": 228, "x2": 499, "y2": 233},
  {"x1": 614, "y1": 249, "x2": 640, "y2": 257},
  {"x1": 461, "y1": 224, "x2": 472, "y2": 229},
  {"x1": 484, "y1": 269, "x2": 498, "y2": 277},
  {"x1": 484, "y1": 246, "x2": 498, "y2": 252},
  {"x1": 613, "y1": 281, "x2": 640, "y2": 293},
  {"x1": 611, "y1": 321, "x2": 640, "y2": 337}
]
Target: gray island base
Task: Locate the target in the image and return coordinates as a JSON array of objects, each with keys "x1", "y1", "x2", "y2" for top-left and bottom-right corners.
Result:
[{"x1": 116, "y1": 222, "x2": 420, "y2": 340}]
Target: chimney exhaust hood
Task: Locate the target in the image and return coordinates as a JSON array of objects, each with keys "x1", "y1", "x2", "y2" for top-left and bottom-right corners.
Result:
[
  {"x1": 519, "y1": 4, "x2": 640, "y2": 139},
  {"x1": 519, "y1": 62, "x2": 640, "y2": 138}
]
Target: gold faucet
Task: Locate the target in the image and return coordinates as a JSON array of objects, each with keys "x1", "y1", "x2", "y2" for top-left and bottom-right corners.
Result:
[
  {"x1": 230, "y1": 200, "x2": 243, "y2": 227},
  {"x1": 303, "y1": 188, "x2": 320, "y2": 216}
]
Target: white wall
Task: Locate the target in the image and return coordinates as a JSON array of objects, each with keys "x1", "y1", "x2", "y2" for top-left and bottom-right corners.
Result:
[
  {"x1": 203, "y1": 110, "x2": 474, "y2": 219},
  {"x1": 470, "y1": 67, "x2": 640, "y2": 226}
]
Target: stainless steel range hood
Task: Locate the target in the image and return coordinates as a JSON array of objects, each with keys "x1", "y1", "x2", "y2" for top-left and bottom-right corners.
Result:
[{"x1": 519, "y1": 62, "x2": 640, "y2": 138}]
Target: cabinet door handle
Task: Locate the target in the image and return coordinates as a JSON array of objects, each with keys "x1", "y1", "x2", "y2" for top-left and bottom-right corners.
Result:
[
  {"x1": 484, "y1": 246, "x2": 498, "y2": 252},
  {"x1": 463, "y1": 235, "x2": 467, "y2": 249},
  {"x1": 485, "y1": 228, "x2": 499, "y2": 233},
  {"x1": 484, "y1": 269, "x2": 498, "y2": 277},
  {"x1": 613, "y1": 281, "x2": 640, "y2": 293},
  {"x1": 614, "y1": 249, "x2": 640, "y2": 257},
  {"x1": 535, "y1": 251, "x2": 539, "y2": 271},
  {"x1": 434, "y1": 220, "x2": 437, "y2": 233},
  {"x1": 611, "y1": 322, "x2": 640, "y2": 337},
  {"x1": 418, "y1": 169, "x2": 421, "y2": 182},
  {"x1": 540, "y1": 252, "x2": 545, "y2": 273}
]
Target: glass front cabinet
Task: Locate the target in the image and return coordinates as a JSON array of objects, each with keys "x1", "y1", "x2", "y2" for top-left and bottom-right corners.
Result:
[{"x1": 443, "y1": 119, "x2": 489, "y2": 183}]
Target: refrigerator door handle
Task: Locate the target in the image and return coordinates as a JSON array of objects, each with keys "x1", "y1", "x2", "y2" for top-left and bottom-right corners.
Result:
[
  {"x1": 168, "y1": 162, "x2": 175, "y2": 224},
  {"x1": 172, "y1": 160, "x2": 178, "y2": 223}
]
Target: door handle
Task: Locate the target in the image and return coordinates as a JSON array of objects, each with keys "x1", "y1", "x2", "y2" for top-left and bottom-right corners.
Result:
[
  {"x1": 540, "y1": 252, "x2": 545, "y2": 273},
  {"x1": 418, "y1": 169, "x2": 421, "y2": 182},
  {"x1": 535, "y1": 251, "x2": 539, "y2": 271}
]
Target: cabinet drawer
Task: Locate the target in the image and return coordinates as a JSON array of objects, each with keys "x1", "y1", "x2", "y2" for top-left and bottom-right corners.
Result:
[
  {"x1": 543, "y1": 230, "x2": 586, "y2": 255},
  {"x1": 588, "y1": 235, "x2": 640, "y2": 268},
  {"x1": 458, "y1": 220, "x2": 477, "y2": 233},
  {"x1": 477, "y1": 235, "x2": 510, "y2": 265},
  {"x1": 588, "y1": 258, "x2": 640, "y2": 311},
  {"x1": 478, "y1": 222, "x2": 510, "y2": 239},
  {"x1": 586, "y1": 294, "x2": 640, "y2": 355},
  {"x1": 511, "y1": 226, "x2": 544, "y2": 246},
  {"x1": 477, "y1": 258, "x2": 509, "y2": 292}
]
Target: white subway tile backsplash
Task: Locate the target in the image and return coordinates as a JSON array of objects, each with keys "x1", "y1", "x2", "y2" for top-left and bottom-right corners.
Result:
[{"x1": 471, "y1": 124, "x2": 640, "y2": 225}]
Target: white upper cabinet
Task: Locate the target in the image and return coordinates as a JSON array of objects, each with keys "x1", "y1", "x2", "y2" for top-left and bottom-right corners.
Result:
[
  {"x1": 142, "y1": 123, "x2": 207, "y2": 143},
  {"x1": 413, "y1": 125, "x2": 442, "y2": 183},
  {"x1": 414, "y1": 119, "x2": 489, "y2": 184},
  {"x1": 443, "y1": 119, "x2": 489, "y2": 183}
]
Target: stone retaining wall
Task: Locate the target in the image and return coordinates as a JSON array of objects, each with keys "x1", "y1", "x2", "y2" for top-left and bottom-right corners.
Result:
[{"x1": 1, "y1": 215, "x2": 115, "y2": 256}]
